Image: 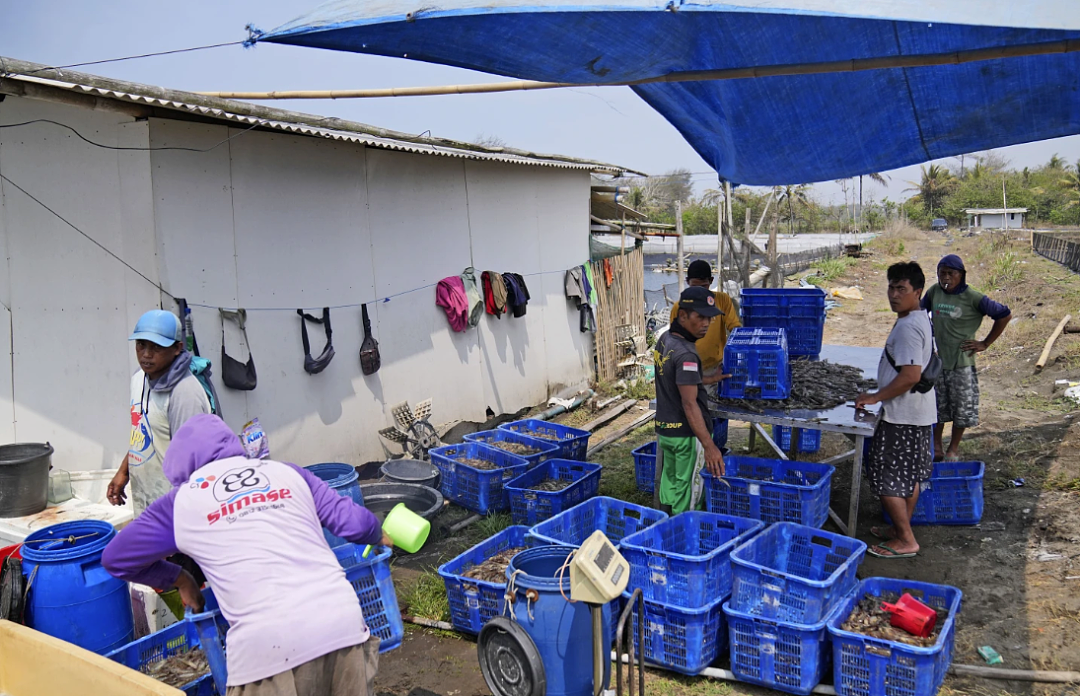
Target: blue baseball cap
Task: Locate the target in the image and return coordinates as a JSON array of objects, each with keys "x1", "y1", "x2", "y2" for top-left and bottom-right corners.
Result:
[{"x1": 130, "y1": 310, "x2": 183, "y2": 347}]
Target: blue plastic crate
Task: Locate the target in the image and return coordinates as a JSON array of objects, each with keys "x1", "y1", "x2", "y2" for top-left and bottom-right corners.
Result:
[
  {"x1": 429, "y1": 442, "x2": 530, "y2": 514},
  {"x1": 504, "y1": 459, "x2": 603, "y2": 525},
  {"x1": 730, "y1": 522, "x2": 867, "y2": 625},
  {"x1": 620, "y1": 512, "x2": 764, "y2": 610},
  {"x1": 772, "y1": 426, "x2": 822, "y2": 454},
  {"x1": 828, "y1": 578, "x2": 963, "y2": 696},
  {"x1": 713, "y1": 418, "x2": 729, "y2": 448},
  {"x1": 338, "y1": 545, "x2": 404, "y2": 652},
  {"x1": 626, "y1": 592, "x2": 728, "y2": 675},
  {"x1": 725, "y1": 599, "x2": 837, "y2": 695},
  {"x1": 437, "y1": 526, "x2": 541, "y2": 634},
  {"x1": 107, "y1": 611, "x2": 228, "y2": 696},
  {"x1": 463, "y1": 429, "x2": 561, "y2": 469},
  {"x1": 701, "y1": 456, "x2": 834, "y2": 527},
  {"x1": 528, "y1": 496, "x2": 668, "y2": 548},
  {"x1": 883, "y1": 461, "x2": 984, "y2": 526},
  {"x1": 632, "y1": 441, "x2": 657, "y2": 493},
  {"x1": 498, "y1": 419, "x2": 591, "y2": 461},
  {"x1": 740, "y1": 288, "x2": 827, "y2": 357},
  {"x1": 720, "y1": 328, "x2": 792, "y2": 399}
]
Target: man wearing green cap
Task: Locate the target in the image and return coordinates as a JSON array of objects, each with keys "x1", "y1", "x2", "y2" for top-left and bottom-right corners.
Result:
[{"x1": 109, "y1": 309, "x2": 212, "y2": 514}]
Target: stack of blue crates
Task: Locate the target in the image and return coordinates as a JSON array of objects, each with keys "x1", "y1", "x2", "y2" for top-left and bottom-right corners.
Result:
[
  {"x1": 772, "y1": 425, "x2": 822, "y2": 454},
  {"x1": 429, "y1": 442, "x2": 530, "y2": 514},
  {"x1": 724, "y1": 522, "x2": 867, "y2": 695},
  {"x1": 619, "y1": 512, "x2": 763, "y2": 675},
  {"x1": 740, "y1": 288, "x2": 827, "y2": 357},
  {"x1": 720, "y1": 327, "x2": 792, "y2": 400}
]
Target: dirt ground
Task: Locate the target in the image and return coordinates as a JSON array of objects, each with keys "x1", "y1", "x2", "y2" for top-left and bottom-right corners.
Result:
[{"x1": 376, "y1": 228, "x2": 1080, "y2": 696}]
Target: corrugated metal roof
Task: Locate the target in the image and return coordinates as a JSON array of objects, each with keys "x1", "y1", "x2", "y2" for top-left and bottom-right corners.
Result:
[{"x1": 4, "y1": 70, "x2": 640, "y2": 175}]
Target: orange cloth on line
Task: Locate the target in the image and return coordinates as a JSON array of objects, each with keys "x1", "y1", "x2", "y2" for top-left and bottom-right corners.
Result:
[
  {"x1": 669, "y1": 291, "x2": 741, "y2": 373},
  {"x1": 603, "y1": 258, "x2": 614, "y2": 287}
]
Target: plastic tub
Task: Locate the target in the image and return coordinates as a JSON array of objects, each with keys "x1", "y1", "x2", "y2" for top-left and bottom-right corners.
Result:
[
  {"x1": 620, "y1": 511, "x2": 764, "y2": 609},
  {"x1": 729, "y1": 521, "x2": 867, "y2": 624},
  {"x1": 379, "y1": 458, "x2": 439, "y2": 488},
  {"x1": 305, "y1": 463, "x2": 363, "y2": 548},
  {"x1": 359, "y1": 483, "x2": 444, "y2": 523},
  {"x1": 20, "y1": 520, "x2": 134, "y2": 654},
  {"x1": 0, "y1": 443, "x2": 53, "y2": 518}
]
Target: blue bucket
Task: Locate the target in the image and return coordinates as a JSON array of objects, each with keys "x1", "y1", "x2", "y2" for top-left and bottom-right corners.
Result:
[
  {"x1": 306, "y1": 463, "x2": 363, "y2": 548},
  {"x1": 506, "y1": 546, "x2": 610, "y2": 696},
  {"x1": 20, "y1": 520, "x2": 134, "y2": 654}
]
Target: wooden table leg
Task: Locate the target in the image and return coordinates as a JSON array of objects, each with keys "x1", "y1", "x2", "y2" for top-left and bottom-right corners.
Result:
[
  {"x1": 747, "y1": 424, "x2": 756, "y2": 453},
  {"x1": 790, "y1": 427, "x2": 801, "y2": 460},
  {"x1": 847, "y1": 435, "x2": 865, "y2": 537}
]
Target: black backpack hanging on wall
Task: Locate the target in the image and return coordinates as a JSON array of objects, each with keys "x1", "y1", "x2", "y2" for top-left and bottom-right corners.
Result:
[
  {"x1": 360, "y1": 304, "x2": 381, "y2": 376},
  {"x1": 219, "y1": 308, "x2": 257, "y2": 391}
]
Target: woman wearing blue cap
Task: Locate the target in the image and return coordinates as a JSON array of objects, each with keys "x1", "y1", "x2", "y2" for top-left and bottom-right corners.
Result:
[{"x1": 109, "y1": 309, "x2": 213, "y2": 514}]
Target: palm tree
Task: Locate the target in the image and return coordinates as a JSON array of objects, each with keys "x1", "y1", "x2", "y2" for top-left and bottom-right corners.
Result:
[
  {"x1": 1048, "y1": 154, "x2": 1066, "y2": 170},
  {"x1": 775, "y1": 184, "x2": 814, "y2": 235},
  {"x1": 859, "y1": 172, "x2": 889, "y2": 231},
  {"x1": 1061, "y1": 160, "x2": 1080, "y2": 225},
  {"x1": 904, "y1": 164, "x2": 956, "y2": 218}
]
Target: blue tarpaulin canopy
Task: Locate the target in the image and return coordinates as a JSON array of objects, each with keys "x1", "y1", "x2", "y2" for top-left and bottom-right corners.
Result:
[{"x1": 253, "y1": 2, "x2": 1080, "y2": 185}]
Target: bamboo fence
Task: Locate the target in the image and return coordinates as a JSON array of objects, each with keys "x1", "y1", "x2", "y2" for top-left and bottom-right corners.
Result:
[
  {"x1": 590, "y1": 247, "x2": 646, "y2": 383},
  {"x1": 1032, "y1": 231, "x2": 1080, "y2": 273}
]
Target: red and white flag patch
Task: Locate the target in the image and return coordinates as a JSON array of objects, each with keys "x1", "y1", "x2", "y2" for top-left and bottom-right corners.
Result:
[{"x1": 682, "y1": 362, "x2": 698, "y2": 372}]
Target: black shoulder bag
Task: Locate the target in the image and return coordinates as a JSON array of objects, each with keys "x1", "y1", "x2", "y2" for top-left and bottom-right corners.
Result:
[
  {"x1": 360, "y1": 304, "x2": 381, "y2": 375},
  {"x1": 219, "y1": 308, "x2": 257, "y2": 390},
  {"x1": 298, "y1": 307, "x2": 335, "y2": 374},
  {"x1": 884, "y1": 311, "x2": 942, "y2": 394}
]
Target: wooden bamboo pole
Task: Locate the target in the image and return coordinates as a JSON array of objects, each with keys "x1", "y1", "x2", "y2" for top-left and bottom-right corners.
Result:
[
  {"x1": 676, "y1": 201, "x2": 686, "y2": 294},
  {"x1": 1036, "y1": 314, "x2": 1072, "y2": 370},
  {"x1": 200, "y1": 39, "x2": 1080, "y2": 100}
]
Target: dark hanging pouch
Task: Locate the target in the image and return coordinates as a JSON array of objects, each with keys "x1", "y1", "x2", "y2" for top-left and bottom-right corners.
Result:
[
  {"x1": 219, "y1": 308, "x2": 257, "y2": 390},
  {"x1": 359, "y1": 304, "x2": 381, "y2": 376},
  {"x1": 298, "y1": 307, "x2": 335, "y2": 374}
]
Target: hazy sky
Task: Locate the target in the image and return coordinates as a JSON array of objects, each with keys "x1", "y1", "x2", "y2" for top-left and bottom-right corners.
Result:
[{"x1": 4, "y1": 0, "x2": 1078, "y2": 207}]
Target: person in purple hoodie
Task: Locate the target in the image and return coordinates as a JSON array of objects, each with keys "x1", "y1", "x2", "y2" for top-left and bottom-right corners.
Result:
[{"x1": 103, "y1": 414, "x2": 391, "y2": 696}]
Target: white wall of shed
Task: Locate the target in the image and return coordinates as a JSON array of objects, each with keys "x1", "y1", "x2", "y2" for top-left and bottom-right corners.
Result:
[{"x1": 0, "y1": 96, "x2": 592, "y2": 471}]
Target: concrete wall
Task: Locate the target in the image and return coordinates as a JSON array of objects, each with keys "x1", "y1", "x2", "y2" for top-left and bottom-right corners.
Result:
[
  {"x1": 0, "y1": 95, "x2": 592, "y2": 471},
  {"x1": 973, "y1": 213, "x2": 1024, "y2": 229}
]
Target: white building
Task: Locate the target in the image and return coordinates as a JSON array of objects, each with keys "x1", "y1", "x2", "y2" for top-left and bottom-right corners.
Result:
[
  {"x1": 0, "y1": 59, "x2": 636, "y2": 474},
  {"x1": 965, "y1": 208, "x2": 1028, "y2": 229}
]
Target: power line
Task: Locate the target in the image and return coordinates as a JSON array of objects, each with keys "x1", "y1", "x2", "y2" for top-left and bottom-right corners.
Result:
[
  {"x1": 0, "y1": 173, "x2": 172, "y2": 298},
  {"x1": 22, "y1": 41, "x2": 244, "y2": 73},
  {"x1": 0, "y1": 120, "x2": 262, "y2": 152}
]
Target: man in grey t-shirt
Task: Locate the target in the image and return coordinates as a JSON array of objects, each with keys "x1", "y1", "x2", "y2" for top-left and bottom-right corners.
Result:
[{"x1": 856, "y1": 262, "x2": 936, "y2": 560}]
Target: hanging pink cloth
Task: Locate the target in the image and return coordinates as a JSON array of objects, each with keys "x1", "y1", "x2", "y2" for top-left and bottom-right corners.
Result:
[{"x1": 436, "y1": 276, "x2": 470, "y2": 332}]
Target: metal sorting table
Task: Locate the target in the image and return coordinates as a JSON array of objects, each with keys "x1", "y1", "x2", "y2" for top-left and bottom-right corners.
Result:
[{"x1": 710, "y1": 344, "x2": 881, "y2": 537}]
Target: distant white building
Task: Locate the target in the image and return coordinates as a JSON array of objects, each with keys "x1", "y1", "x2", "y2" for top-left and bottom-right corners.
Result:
[{"x1": 965, "y1": 208, "x2": 1028, "y2": 229}]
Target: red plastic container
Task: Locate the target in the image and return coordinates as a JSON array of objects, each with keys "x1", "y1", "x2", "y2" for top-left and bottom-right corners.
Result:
[
  {"x1": 0, "y1": 544, "x2": 21, "y2": 563},
  {"x1": 881, "y1": 593, "x2": 937, "y2": 638}
]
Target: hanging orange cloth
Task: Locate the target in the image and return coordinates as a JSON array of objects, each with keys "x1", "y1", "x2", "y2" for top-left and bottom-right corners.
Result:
[{"x1": 603, "y1": 258, "x2": 614, "y2": 287}]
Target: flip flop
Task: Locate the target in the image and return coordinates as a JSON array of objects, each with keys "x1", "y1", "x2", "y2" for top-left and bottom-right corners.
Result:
[
  {"x1": 932, "y1": 454, "x2": 944, "y2": 462},
  {"x1": 869, "y1": 526, "x2": 895, "y2": 541},
  {"x1": 944, "y1": 454, "x2": 961, "y2": 462},
  {"x1": 868, "y1": 544, "x2": 917, "y2": 559}
]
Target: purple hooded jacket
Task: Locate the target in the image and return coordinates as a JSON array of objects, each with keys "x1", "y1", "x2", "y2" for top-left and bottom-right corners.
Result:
[{"x1": 102, "y1": 414, "x2": 382, "y2": 686}]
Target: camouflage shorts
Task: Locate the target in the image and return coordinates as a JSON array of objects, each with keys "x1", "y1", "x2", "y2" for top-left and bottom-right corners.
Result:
[{"x1": 935, "y1": 366, "x2": 980, "y2": 428}]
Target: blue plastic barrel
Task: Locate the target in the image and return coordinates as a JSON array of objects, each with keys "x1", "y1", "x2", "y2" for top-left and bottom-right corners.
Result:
[
  {"x1": 506, "y1": 546, "x2": 610, "y2": 696},
  {"x1": 20, "y1": 520, "x2": 134, "y2": 654},
  {"x1": 306, "y1": 463, "x2": 363, "y2": 548}
]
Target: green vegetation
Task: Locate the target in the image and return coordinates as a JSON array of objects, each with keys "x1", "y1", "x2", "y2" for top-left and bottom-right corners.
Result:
[
  {"x1": 400, "y1": 571, "x2": 451, "y2": 622},
  {"x1": 805, "y1": 256, "x2": 856, "y2": 285}
]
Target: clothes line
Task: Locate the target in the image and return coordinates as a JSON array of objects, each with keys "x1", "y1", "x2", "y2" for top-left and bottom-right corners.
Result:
[{"x1": 182, "y1": 269, "x2": 568, "y2": 313}]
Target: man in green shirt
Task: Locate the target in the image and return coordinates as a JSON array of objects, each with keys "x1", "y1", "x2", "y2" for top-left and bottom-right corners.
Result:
[{"x1": 921, "y1": 255, "x2": 1011, "y2": 461}]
